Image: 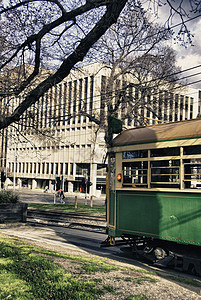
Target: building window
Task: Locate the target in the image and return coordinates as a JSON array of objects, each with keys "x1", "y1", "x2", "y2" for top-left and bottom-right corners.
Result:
[
  {"x1": 76, "y1": 164, "x2": 82, "y2": 175},
  {"x1": 73, "y1": 80, "x2": 77, "y2": 124},
  {"x1": 65, "y1": 163, "x2": 68, "y2": 175},
  {"x1": 89, "y1": 75, "x2": 94, "y2": 116},
  {"x1": 60, "y1": 163, "x2": 63, "y2": 175},
  {"x1": 55, "y1": 163, "x2": 58, "y2": 175},
  {"x1": 83, "y1": 77, "x2": 88, "y2": 122},
  {"x1": 46, "y1": 163, "x2": 49, "y2": 174},
  {"x1": 68, "y1": 81, "x2": 72, "y2": 125},
  {"x1": 51, "y1": 163, "x2": 54, "y2": 175},
  {"x1": 70, "y1": 163, "x2": 73, "y2": 175},
  {"x1": 63, "y1": 83, "x2": 67, "y2": 125},
  {"x1": 25, "y1": 162, "x2": 28, "y2": 173},
  {"x1": 42, "y1": 163, "x2": 45, "y2": 174},
  {"x1": 58, "y1": 84, "x2": 62, "y2": 126},
  {"x1": 78, "y1": 79, "x2": 82, "y2": 123},
  {"x1": 190, "y1": 98, "x2": 193, "y2": 119},
  {"x1": 180, "y1": 95, "x2": 184, "y2": 120}
]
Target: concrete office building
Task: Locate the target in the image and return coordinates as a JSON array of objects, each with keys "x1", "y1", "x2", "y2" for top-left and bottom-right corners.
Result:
[{"x1": 1, "y1": 62, "x2": 201, "y2": 195}]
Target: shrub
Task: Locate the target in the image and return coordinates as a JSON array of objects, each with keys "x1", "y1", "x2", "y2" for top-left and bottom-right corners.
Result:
[{"x1": 0, "y1": 191, "x2": 19, "y2": 203}]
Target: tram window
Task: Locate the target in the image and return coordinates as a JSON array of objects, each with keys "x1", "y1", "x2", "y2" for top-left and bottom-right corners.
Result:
[
  {"x1": 123, "y1": 150, "x2": 148, "y2": 159},
  {"x1": 151, "y1": 160, "x2": 180, "y2": 167},
  {"x1": 150, "y1": 147, "x2": 180, "y2": 157},
  {"x1": 151, "y1": 159, "x2": 180, "y2": 188},
  {"x1": 183, "y1": 159, "x2": 201, "y2": 189},
  {"x1": 123, "y1": 162, "x2": 148, "y2": 186},
  {"x1": 183, "y1": 145, "x2": 201, "y2": 155}
]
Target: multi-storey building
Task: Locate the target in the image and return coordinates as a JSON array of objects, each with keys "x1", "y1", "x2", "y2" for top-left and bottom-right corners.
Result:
[{"x1": 1, "y1": 62, "x2": 201, "y2": 195}]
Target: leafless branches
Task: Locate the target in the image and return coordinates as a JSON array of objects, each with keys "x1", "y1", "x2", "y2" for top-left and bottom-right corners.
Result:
[{"x1": 0, "y1": 0, "x2": 198, "y2": 131}]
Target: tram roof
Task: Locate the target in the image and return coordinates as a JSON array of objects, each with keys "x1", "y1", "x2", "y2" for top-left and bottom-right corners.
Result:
[{"x1": 112, "y1": 118, "x2": 201, "y2": 146}]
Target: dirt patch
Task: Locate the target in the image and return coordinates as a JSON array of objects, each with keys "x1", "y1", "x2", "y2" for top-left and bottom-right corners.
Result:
[
  {"x1": 53, "y1": 257, "x2": 201, "y2": 299},
  {"x1": 27, "y1": 239, "x2": 201, "y2": 300},
  {"x1": 2, "y1": 225, "x2": 201, "y2": 299}
]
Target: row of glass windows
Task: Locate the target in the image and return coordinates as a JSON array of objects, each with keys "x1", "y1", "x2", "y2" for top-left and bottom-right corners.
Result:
[
  {"x1": 9, "y1": 144, "x2": 92, "y2": 152},
  {"x1": 8, "y1": 162, "x2": 107, "y2": 177},
  {"x1": 8, "y1": 162, "x2": 71, "y2": 176},
  {"x1": 123, "y1": 159, "x2": 201, "y2": 189},
  {"x1": 9, "y1": 125, "x2": 93, "y2": 134},
  {"x1": 122, "y1": 146, "x2": 201, "y2": 189},
  {"x1": 123, "y1": 145, "x2": 201, "y2": 159},
  {"x1": 101, "y1": 76, "x2": 195, "y2": 127},
  {"x1": 3, "y1": 76, "x2": 94, "y2": 131}
]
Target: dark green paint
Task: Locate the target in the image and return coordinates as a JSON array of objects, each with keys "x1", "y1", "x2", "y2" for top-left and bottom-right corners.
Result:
[
  {"x1": 108, "y1": 190, "x2": 201, "y2": 246},
  {"x1": 109, "y1": 191, "x2": 115, "y2": 226}
]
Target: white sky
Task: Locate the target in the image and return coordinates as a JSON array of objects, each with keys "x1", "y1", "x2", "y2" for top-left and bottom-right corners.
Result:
[
  {"x1": 171, "y1": 18, "x2": 201, "y2": 89},
  {"x1": 151, "y1": 2, "x2": 201, "y2": 90}
]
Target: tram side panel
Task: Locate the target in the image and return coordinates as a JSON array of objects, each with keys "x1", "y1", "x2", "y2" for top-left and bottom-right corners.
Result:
[{"x1": 108, "y1": 190, "x2": 201, "y2": 247}]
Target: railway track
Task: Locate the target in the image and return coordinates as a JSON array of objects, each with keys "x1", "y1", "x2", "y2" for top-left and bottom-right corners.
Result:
[
  {"x1": 27, "y1": 209, "x2": 201, "y2": 277},
  {"x1": 27, "y1": 208, "x2": 107, "y2": 233}
]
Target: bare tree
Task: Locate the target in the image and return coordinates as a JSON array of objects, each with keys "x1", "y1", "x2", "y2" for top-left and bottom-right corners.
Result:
[
  {"x1": 77, "y1": 4, "x2": 182, "y2": 144},
  {"x1": 0, "y1": 0, "x2": 128, "y2": 129},
  {"x1": 0, "y1": 0, "x2": 199, "y2": 131}
]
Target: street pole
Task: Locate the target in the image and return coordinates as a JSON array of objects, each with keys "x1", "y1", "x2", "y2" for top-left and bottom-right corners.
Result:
[
  {"x1": 13, "y1": 129, "x2": 17, "y2": 191},
  {"x1": 54, "y1": 176, "x2": 56, "y2": 204},
  {"x1": 85, "y1": 171, "x2": 87, "y2": 205}
]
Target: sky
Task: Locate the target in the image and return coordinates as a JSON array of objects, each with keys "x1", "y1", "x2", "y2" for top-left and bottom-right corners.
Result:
[
  {"x1": 171, "y1": 19, "x2": 201, "y2": 89},
  {"x1": 151, "y1": 1, "x2": 201, "y2": 90}
]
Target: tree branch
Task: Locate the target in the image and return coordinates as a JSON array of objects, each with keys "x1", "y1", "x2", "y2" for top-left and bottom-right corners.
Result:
[{"x1": 0, "y1": 0, "x2": 127, "y2": 129}]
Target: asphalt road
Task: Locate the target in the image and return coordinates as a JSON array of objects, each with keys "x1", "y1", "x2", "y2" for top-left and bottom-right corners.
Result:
[{"x1": 16, "y1": 188, "x2": 106, "y2": 206}]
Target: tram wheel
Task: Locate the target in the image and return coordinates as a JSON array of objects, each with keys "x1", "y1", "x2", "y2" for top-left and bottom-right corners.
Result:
[
  {"x1": 188, "y1": 263, "x2": 196, "y2": 275},
  {"x1": 153, "y1": 247, "x2": 167, "y2": 261}
]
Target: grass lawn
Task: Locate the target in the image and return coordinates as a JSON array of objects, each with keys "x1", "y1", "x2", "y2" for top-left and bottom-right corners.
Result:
[
  {"x1": 28, "y1": 203, "x2": 106, "y2": 215},
  {"x1": 0, "y1": 234, "x2": 201, "y2": 299},
  {"x1": 0, "y1": 234, "x2": 116, "y2": 299}
]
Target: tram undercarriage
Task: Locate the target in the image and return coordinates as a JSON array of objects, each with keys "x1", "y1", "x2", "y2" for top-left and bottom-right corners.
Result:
[{"x1": 101, "y1": 234, "x2": 201, "y2": 276}]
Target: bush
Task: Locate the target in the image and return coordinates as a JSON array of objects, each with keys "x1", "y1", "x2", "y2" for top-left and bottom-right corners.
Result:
[{"x1": 0, "y1": 191, "x2": 19, "y2": 203}]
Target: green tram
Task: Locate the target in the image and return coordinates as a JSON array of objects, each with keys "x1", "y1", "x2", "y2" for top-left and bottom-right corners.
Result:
[{"x1": 106, "y1": 118, "x2": 201, "y2": 273}]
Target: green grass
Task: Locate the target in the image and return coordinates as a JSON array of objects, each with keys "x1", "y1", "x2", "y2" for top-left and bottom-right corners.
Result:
[
  {"x1": 0, "y1": 235, "x2": 111, "y2": 299},
  {"x1": 1, "y1": 234, "x2": 200, "y2": 300},
  {"x1": 28, "y1": 203, "x2": 106, "y2": 215}
]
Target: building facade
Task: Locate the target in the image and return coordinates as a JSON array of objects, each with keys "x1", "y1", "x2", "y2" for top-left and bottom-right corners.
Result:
[{"x1": 1, "y1": 62, "x2": 201, "y2": 195}]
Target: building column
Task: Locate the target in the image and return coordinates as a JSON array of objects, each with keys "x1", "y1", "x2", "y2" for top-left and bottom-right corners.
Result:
[
  {"x1": 17, "y1": 178, "x2": 22, "y2": 188},
  {"x1": 32, "y1": 179, "x2": 37, "y2": 189},
  {"x1": 90, "y1": 163, "x2": 97, "y2": 196},
  {"x1": 68, "y1": 181, "x2": 73, "y2": 193},
  {"x1": 49, "y1": 180, "x2": 52, "y2": 191}
]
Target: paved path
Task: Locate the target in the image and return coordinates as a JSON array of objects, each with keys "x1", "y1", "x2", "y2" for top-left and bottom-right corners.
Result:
[{"x1": 15, "y1": 188, "x2": 106, "y2": 206}]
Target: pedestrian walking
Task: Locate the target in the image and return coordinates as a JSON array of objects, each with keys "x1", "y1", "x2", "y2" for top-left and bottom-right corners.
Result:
[{"x1": 58, "y1": 189, "x2": 65, "y2": 204}]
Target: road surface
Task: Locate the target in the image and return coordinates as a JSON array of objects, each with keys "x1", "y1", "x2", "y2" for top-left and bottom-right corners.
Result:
[{"x1": 15, "y1": 188, "x2": 106, "y2": 206}]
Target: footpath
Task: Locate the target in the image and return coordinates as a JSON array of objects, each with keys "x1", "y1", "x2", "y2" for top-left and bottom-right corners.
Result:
[{"x1": 16, "y1": 188, "x2": 106, "y2": 206}]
